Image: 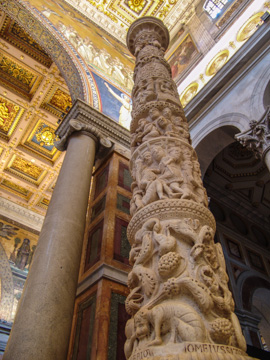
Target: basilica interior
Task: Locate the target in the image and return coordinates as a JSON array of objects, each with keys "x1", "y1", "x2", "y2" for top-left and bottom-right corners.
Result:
[{"x1": 0, "y1": 0, "x2": 269, "y2": 359}]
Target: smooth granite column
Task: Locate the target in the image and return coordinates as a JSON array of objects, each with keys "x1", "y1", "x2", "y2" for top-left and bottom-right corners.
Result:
[
  {"x1": 236, "y1": 106, "x2": 270, "y2": 171},
  {"x1": 4, "y1": 125, "x2": 98, "y2": 359}
]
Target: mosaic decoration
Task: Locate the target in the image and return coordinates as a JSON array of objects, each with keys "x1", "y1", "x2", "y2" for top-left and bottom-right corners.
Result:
[
  {"x1": 116, "y1": 193, "x2": 130, "y2": 215},
  {"x1": 168, "y1": 34, "x2": 199, "y2": 80},
  {"x1": 25, "y1": 0, "x2": 135, "y2": 91},
  {"x1": 0, "y1": 52, "x2": 43, "y2": 100},
  {"x1": 72, "y1": 294, "x2": 96, "y2": 360},
  {"x1": 94, "y1": 165, "x2": 109, "y2": 199},
  {"x1": 236, "y1": 12, "x2": 264, "y2": 42},
  {"x1": 91, "y1": 196, "x2": 106, "y2": 221},
  {"x1": 180, "y1": 82, "x2": 199, "y2": 107},
  {"x1": 84, "y1": 220, "x2": 103, "y2": 272},
  {"x1": 41, "y1": 84, "x2": 72, "y2": 117},
  {"x1": 91, "y1": 71, "x2": 132, "y2": 129},
  {"x1": 0, "y1": 96, "x2": 24, "y2": 141},
  {"x1": 0, "y1": 178, "x2": 33, "y2": 201},
  {"x1": 118, "y1": 162, "x2": 132, "y2": 192},
  {"x1": 22, "y1": 119, "x2": 60, "y2": 163},
  {"x1": 0, "y1": 15, "x2": 53, "y2": 67},
  {"x1": 108, "y1": 292, "x2": 129, "y2": 360},
  {"x1": 114, "y1": 217, "x2": 131, "y2": 264},
  {"x1": 6, "y1": 155, "x2": 47, "y2": 185},
  {"x1": 205, "y1": 49, "x2": 230, "y2": 76},
  {"x1": 0, "y1": 216, "x2": 39, "y2": 322}
]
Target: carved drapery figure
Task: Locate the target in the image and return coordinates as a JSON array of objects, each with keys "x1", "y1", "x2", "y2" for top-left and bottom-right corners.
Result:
[{"x1": 125, "y1": 17, "x2": 251, "y2": 360}]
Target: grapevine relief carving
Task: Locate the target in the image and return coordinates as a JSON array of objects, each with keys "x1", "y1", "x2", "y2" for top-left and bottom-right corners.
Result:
[{"x1": 125, "y1": 17, "x2": 248, "y2": 360}]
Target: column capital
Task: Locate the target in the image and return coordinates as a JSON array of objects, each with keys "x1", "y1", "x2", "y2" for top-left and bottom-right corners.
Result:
[
  {"x1": 235, "y1": 106, "x2": 270, "y2": 160},
  {"x1": 127, "y1": 16, "x2": 169, "y2": 56},
  {"x1": 55, "y1": 98, "x2": 130, "y2": 153},
  {"x1": 55, "y1": 118, "x2": 112, "y2": 153}
]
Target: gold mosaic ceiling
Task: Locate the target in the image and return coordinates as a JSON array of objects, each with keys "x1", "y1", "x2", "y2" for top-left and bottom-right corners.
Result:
[{"x1": 0, "y1": 13, "x2": 71, "y2": 216}]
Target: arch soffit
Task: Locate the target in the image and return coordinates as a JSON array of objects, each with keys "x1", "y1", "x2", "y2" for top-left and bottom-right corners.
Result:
[
  {"x1": 250, "y1": 54, "x2": 270, "y2": 119},
  {"x1": 0, "y1": 0, "x2": 94, "y2": 105},
  {"x1": 236, "y1": 271, "x2": 270, "y2": 312},
  {"x1": 192, "y1": 112, "x2": 250, "y2": 149}
]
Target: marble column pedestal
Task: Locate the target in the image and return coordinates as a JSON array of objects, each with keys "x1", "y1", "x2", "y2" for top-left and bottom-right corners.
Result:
[{"x1": 3, "y1": 132, "x2": 96, "y2": 360}]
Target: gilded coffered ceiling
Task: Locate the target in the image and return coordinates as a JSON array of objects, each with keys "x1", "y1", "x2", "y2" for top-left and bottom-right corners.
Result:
[
  {"x1": 65, "y1": 0, "x2": 199, "y2": 43},
  {"x1": 0, "y1": 12, "x2": 70, "y2": 216}
]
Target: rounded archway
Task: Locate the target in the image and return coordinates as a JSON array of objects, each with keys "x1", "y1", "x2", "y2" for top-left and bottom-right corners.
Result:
[
  {"x1": 195, "y1": 125, "x2": 239, "y2": 176},
  {"x1": 252, "y1": 288, "x2": 270, "y2": 350},
  {"x1": 1, "y1": 0, "x2": 94, "y2": 104}
]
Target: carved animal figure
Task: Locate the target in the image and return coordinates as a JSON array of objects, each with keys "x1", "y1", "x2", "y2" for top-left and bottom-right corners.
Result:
[{"x1": 134, "y1": 302, "x2": 206, "y2": 346}]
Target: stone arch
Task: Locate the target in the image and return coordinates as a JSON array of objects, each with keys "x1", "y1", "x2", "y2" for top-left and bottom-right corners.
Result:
[
  {"x1": 0, "y1": 0, "x2": 96, "y2": 105},
  {"x1": 192, "y1": 113, "x2": 249, "y2": 176},
  {"x1": 252, "y1": 288, "x2": 270, "y2": 348},
  {"x1": 263, "y1": 80, "x2": 270, "y2": 109},
  {"x1": 249, "y1": 55, "x2": 270, "y2": 119},
  {"x1": 239, "y1": 274, "x2": 270, "y2": 312}
]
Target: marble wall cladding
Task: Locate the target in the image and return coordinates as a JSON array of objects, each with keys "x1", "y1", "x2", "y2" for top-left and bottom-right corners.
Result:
[
  {"x1": 72, "y1": 151, "x2": 132, "y2": 359},
  {"x1": 108, "y1": 292, "x2": 129, "y2": 360},
  {"x1": 72, "y1": 294, "x2": 96, "y2": 360},
  {"x1": 116, "y1": 193, "x2": 130, "y2": 215},
  {"x1": 80, "y1": 151, "x2": 132, "y2": 279},
  {"x1": 84, "y1": 220, "x2": 103, "y2": 272},
  {"x1": 118, "y1": 162, "x2": 132, "y2": 192},
  {"x1": 91, "y1": 196, "x2": 106, "y2": 221},
  {"x1": 94, "y1": 164, "x2": 109, "y2": 199},
  {"x1": 114, "y1": 217, "x2": 130, "y2": 265}
]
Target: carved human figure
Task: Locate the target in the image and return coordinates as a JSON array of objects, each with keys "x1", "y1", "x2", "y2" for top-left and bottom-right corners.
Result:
[
  {"x1": 136, "y1": 147, "x2": 174, "y2": 206},
  {"x1": 125, "y1": 17, "x2": 247, "y2": 360},
  {"x1": 159, "y1": 146, "x2": 184, "y2": 197}
]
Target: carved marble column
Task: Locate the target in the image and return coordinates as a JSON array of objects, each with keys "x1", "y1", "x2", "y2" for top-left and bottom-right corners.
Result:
[
  {"x1": 236, "y1": 106, "x2": 270, "y2": 170},
  {"x1": 125, "y1": 17, "x2": 252, "y2": 360},
  {"x1": 3, "y1": 106, "x2": 112, "y2": 360}
]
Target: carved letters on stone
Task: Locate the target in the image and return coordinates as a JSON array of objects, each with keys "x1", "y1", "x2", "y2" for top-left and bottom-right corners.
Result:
[{"x1": 125, "y1": 17, "x2": 249, "y2": 360}]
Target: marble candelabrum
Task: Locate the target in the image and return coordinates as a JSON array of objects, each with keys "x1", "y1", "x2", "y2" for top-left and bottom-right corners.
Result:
[{"x1": 125, "y1": 17, "x2": 253, "y2": 360}]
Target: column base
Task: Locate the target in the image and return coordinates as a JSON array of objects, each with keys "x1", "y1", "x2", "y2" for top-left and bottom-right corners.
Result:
[{"x1": 130, "y1": 343, "x2": 255, "y2": 360}]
